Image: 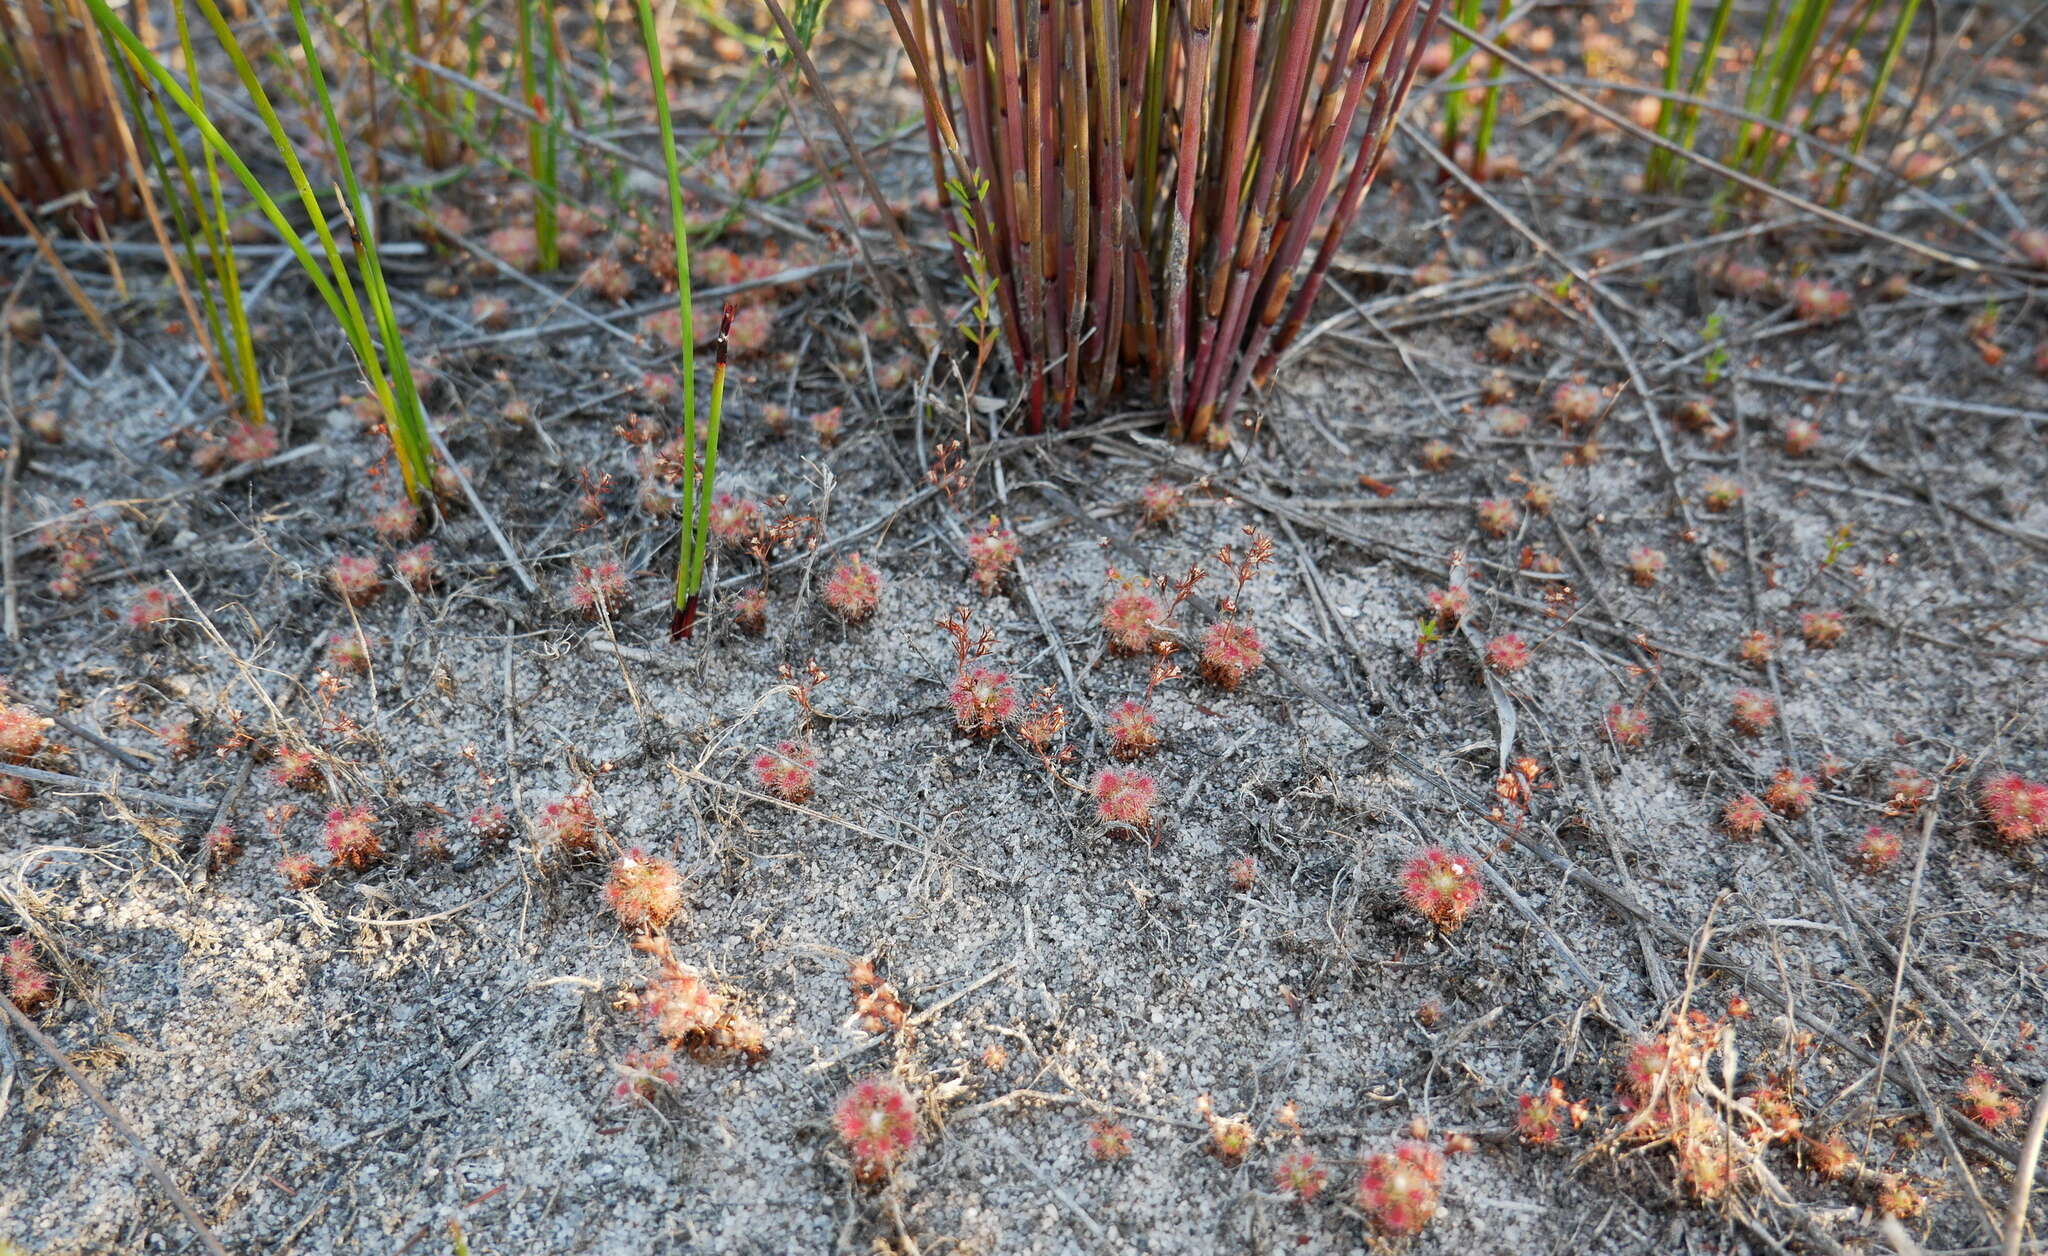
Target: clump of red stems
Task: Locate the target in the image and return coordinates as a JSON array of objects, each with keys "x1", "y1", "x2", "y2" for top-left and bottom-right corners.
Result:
[
  {"x1": 880, "y1": 0, "x2": 1441, "y2": 441},
  {"x1": 1418, "y1": 438, "x2": 1455, "y2": 471},
  {"x1": 1783, "y1": 419, "x2": 1820, "y2": 455},
  {"x1": 1476, "y1": 498, "x2": 1518, "y2": 538}
]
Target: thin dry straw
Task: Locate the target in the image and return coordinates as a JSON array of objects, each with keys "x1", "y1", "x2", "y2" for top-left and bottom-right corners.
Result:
[{"x1": 882, "y1": 0, "x2": 1443, "y2": 444}]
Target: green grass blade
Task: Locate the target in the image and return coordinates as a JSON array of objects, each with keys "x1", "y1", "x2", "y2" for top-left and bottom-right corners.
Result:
[
  {"x1": 681, "y1": 305, "x2": 734, "y2": 639},
  {"x1": 283, "y1": 0, "x2": 435, "y2": 500},
  {"x1": 633, "y1": 0, "x2": 706, "y2": 624}
]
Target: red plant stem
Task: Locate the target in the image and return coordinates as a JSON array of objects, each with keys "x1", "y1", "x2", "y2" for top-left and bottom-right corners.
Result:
[
  {"x1": 669, "y1": 595, "x2": 699, "y2": 641},
  {"x1": 1186, "y1": 0, "x2": 1326, "y2": 441},
  {"x1": 1083, "y1": 0, "x2": 1123, "y2": 398},
  {"x1": 1162, "y1": 0, "x2": 1215, "y2": 434},
  {"x1": 1260, "y1": 0, "x2": 1442, "y2": 380}
]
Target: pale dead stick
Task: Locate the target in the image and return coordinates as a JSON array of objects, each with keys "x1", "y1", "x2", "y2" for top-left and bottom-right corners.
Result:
[
  {"x1": 0, "y1": 1000, "x2": 232, "y2": 1256},
  {"x1": 2007, "y1": 1082, "x2": 2048, "y2": 1256},
  {"x1": 0, "y1": 761, "x2": 212, "y2": 816}
]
